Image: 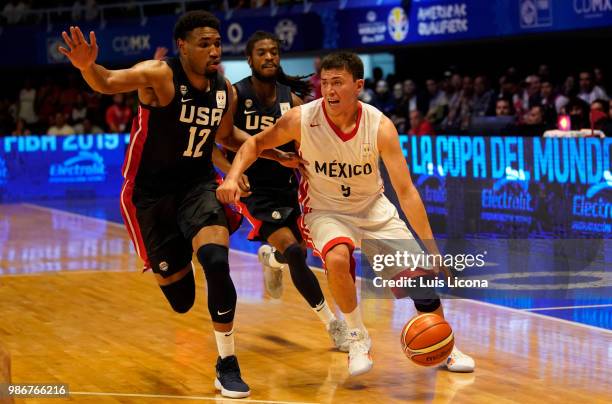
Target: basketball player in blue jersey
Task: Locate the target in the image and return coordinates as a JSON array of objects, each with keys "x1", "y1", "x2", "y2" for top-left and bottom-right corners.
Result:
[
  {"x1": 218, "y1": 52, "x2": 475, "y2": 376},
  {"x1": 58, "y1": 12, "x2": 297, "y2": 398},
  {"x1": 226, "y1": 31, "x2": 349, "y2": 351}
]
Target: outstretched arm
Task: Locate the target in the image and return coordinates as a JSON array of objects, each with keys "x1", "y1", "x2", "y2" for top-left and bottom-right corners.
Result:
[
  {"x1": 378, "y1": 116, "x2": 440, "y2": 256},
  {"x1": 216, "y1": 107, "x2": 304, "y2": 203},
  {"x1": 59, "y1": 26, "x2": 168, "y2": 94}
]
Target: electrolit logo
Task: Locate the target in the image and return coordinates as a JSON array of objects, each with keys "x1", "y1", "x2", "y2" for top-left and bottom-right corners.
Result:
[
  {"x1": 0, "y1": 156, "x2": 7, "y2": 185},
  {"x1": 415, "y1": 163, "x2": 446, "y2": 215},
  {"x1": 585, "y1": 170, "x2": 612, "y2": 198},
  {"x1": 482, "y1": 167, "x2": 533, "y2": 213},
  {"x1": 49, "y1": 151, "x2": 105, "y2": 183}
]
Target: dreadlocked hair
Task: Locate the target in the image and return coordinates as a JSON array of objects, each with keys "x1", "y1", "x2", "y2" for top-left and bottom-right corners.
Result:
[
  {"x1": 246, "y1": 30, "x2": 313, "y2": 99},
  {"x1": 277, "y1": 67, "x2": 313, "y2": 100}
]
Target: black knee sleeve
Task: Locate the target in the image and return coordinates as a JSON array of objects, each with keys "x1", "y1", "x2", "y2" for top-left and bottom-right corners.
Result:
[
  {"x1": 197, "y1": 244, "x2": 236, "y2": 323},
  {"x1": 283, "y1": 243, "x2": 325, "y2": 308},
  {"x1": 414, "y1": 298, "x2": 441, "y2": 313},
  {"x1": 160, "y1": 267, "x2": 195, "y2": 314}
]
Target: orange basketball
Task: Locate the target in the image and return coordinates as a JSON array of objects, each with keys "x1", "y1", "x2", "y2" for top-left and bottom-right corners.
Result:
[{"x1": 401, "y1": 313, "x2": 454, "y2": 366}]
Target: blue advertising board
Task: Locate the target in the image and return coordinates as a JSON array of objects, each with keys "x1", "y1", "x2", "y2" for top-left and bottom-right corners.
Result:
[
  {"x1": 0, "y1": 134, "x2": 129, "y2": 200},
  {"x1": 220, "y1": 12, "x2": 323, "y2": 56},
  {"x1": 43, "y1": 16, "x2": 176, "y2": 65},
  {"x1": 336, "y1": 1, "x2": 498, "y2": 49},
  {"x1": 387, "y1": 135, "x2": 612, "y2": 237},
  {"x1": 1, "y1": 133, "x2": 610, "y2": 239},
  {"x1": 1, "y1": 1, "x2": 611, "y2": 66}
]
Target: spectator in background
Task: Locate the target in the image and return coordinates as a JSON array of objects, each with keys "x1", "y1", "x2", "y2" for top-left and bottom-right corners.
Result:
[
  {"x1": 578, "y1": 70, "x2": 609, "y2": 104},
  {"x1": 105, "y1": 94, "x2": 132, "y2": 133},
  {"x1": 74, "y1": 117, "x2": 103, "y2": 134},
  {"x1": 445, "y1": 73, "x2": 463, "y2": 112},
  {"x1": 59, "y1": 74, "x2": 81, "y2": 115},
  {"x1": 590, "y1": 99, "x2": 610, "y2": 134},
  {"x1": 401, "y1": 79, "x2": 428, "y2": 117},
  {"x1": 71, "y1": 94, "x2": 87, "y2": 125},
  {"x1": 472, "y1": 75, "x2": 495, "y2": 117},
  {"x1": 36, "y1": 77, "x2": 60, "y2": 128},
  {"x1": 425, "y1": 78, "x2": 448, "y2": 126},
  {"x1": 12, "y1": 118, "x2": 31, "y2": 135},
  {"x1": 372, "y1": 66, "x2": 383, "y2": 85},
  {"x1": 308, "y1": 56, "x2": 322, "y2": 100},
  {"x1": 442, "y1": 75, "x2": 474, "y2": 132},
  {"x1": 389, "y1": 82, "x2": 407, "y2": 133},
  {"x1": 565, "y1": 97, "x2": 590, "y2": 130},
  {"x1": 520, "y1": 75, "x2": 542, "y2": 116},
  {"x1": 48, "y1": 112, "x2": 75, "y2": 135},
  {"x1": 495, "y1": 98, "x2": 514, "y2": 117},
  {"x1": 373, "y1": 80, "x2": 394, "y2": 115},
  {"x1": 17, "y1": 79, "x2": 37, "y2": 126},
  {"x1": 593, "y1": 67, "x2": 606, "y2": 90},
  {"x1": 518, "y1": 105, "x2": 548, "y2": 136},
  {"x1": 409, "y1": 110, "x2": 435, "y2": 136},
  {"x1": 538, "y1": 64, "x2": 551, "y2": 83},
  {"x1": 358, "y1": 79, "x2": 375, "y2": 104}
]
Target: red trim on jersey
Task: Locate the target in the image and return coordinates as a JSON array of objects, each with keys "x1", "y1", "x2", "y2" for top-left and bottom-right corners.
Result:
[
  {"x1": 122, "y1": 106, "x2": 150, "y2": 180},
  {"x1": 321, "y1": 100, "x2": 363, "y2": 142},
  {"x1": 120, "y1": 179, "x2": 150, "y2": 270}
]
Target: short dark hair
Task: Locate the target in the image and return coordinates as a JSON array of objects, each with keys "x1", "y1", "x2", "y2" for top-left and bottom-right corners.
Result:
[
  {"x1": 320, "y1": 52, "x2": 364, "y2": 80},
  {"x1": 245, "y1": 31, "x2": 280, "y2": 57},
  {"x1": 173, "y1": 11, "x2": 220, "y2": 41}
]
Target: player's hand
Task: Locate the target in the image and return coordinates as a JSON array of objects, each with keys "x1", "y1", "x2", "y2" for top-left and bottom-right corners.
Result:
[
  {"x1": 216, "y1": 178, "x2": 242, "y2": 204},
  {"x1": 58, "y1": 26, "x2": 98, "y2": 71},
  {"x1": 153, "y1": 46, "x2": 168, "y2": 61},
  {"x1": 276, "y1": 151, "x2": 309, "y2": 169},
  {"x1": 238, "y1": 174, "x2": 252, "y2": 197}
]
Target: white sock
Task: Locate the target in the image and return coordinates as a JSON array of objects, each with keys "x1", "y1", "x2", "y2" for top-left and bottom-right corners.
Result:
[
  {"x1": 344, "y1": 306, "x2": 366, "y2": 333},
  {"x1": 214, "y1": 328, "x2": 235, "y2": 359},
  {"x1": 313, "y1": 299, "x2": 336, "y2": 326}
]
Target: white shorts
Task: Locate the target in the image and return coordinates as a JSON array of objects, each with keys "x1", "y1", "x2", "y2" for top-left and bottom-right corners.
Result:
[{"x1": 299, "y1": 194, "x2": 426, "y2": 271}]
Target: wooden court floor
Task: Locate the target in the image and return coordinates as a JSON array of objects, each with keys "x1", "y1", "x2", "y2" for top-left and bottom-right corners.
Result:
[{"x1": 0, "y1": 204, "x2": 611, "y2": 404}]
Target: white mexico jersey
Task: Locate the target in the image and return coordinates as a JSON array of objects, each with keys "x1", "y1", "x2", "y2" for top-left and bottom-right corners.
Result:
[{"x1": 298, "y1": 99, "x2": 384, "y2": 214}]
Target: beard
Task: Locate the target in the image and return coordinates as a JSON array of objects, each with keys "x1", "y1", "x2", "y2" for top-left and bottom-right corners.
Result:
[{"x1": 252, "y1": 67, "x2": 277, "y2": 83}]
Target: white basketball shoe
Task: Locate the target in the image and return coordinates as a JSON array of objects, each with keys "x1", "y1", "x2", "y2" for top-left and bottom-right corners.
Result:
[
  {"x1": 327, "y1": 318, "x2": 350, "y2": 352},
  {"x1": 258, "y1": 244, "x2": 285, "y2": 299},
  {"x1": 347, "y1": 328, "x2": 373, "y2": 376},
  {"x1": 443, "y1": 346, "x2": 475, "y2": 372}
]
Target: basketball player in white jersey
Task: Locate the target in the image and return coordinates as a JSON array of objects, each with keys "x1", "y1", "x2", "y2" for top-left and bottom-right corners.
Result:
[{"x1": 217, "y1": 52, "x2": 475, "y2": 376}]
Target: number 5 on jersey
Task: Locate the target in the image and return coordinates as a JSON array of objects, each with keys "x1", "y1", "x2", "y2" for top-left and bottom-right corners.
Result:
[
  {"x1": 341, "y1": 185, "x2": 351, "y2": 197},
  {"x1": 183, "y1": 126, "x2": 211, "y2": 158}
]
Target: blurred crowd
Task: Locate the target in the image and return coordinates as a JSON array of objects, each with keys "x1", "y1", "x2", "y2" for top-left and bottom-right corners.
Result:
[
  {"x1": 1, "y1": 61, "x2": 610, "y2": 137},
  {"x1": 356, "y1": 64, "x2": 611, "y2": 137},
  {"x1": 0, "y1": 72, "x2": 135, "y2": 136}
]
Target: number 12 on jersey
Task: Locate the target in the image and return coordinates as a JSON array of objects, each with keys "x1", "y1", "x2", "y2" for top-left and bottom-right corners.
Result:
[{"x1": 183, "y1": 126, "x2": 211, "y2": 158}]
